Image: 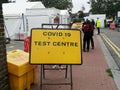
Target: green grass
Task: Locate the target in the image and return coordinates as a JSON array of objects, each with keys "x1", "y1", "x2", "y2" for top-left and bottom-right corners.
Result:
[{"x1": 106, "y1": 68, "x2": 113, "y2": 78}]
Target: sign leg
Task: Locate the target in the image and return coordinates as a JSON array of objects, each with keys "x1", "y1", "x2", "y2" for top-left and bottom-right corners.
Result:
[
  {"x1": 40, "y1": 65, "x2": 43, "y2": 90},
  {"x1": 70, "y1": 65, "x2": 73, "y2": 90}
]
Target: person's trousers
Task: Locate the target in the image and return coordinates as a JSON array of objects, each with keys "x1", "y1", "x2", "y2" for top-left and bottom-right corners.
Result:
[
  {"x1": 90, "y1": 31, "x2": 94, "y2": 48},
  {"x1": 83, "y1": 32, "x2": 91, "y2": 51},
  {"x1": 97, "y1": 27, "x2": 100, "y2": 34}
]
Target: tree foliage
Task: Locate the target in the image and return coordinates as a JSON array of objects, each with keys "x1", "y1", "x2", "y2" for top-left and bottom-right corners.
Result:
[
  {"x1": 28, "y1": 0, "x2": 73, "y2": 10},
  {"x1": 78, "y1": 11, "x2": 84, "y2": 18},
  {"x1": 0, "y1": 0, "x2": 8, "y2": 3},
  {"x1": 90, "y1": 0, "x2": 120, "y2": 18}
]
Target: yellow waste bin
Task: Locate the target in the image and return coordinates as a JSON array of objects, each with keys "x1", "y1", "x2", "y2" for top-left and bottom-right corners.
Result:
[{"x1": 7, "y1": 49, "x2": 37, "y2": 90}]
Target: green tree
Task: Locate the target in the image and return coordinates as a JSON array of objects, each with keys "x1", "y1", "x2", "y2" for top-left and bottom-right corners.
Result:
[
  {"x1": 1, "y1": 0, "x2": 8, "y2": 3},
  {"x1": 0, "y1": 1, "x2": 10, "y2": 90},
  {"x1": 28, "y1": 0, "x2": 73, "y2": 10},
  {"x1": 90, "y1": 0, "x2": 120, "y2": 18},
  {"x1": 78, "y1": 11, "x2": 84, "y2": 19}
]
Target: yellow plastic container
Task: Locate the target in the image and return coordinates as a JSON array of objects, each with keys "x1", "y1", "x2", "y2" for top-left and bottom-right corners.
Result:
[
  {"x1": 9, "y1": 68, "x2": 37, "y2": 90},
  {"x1": 7, "y1": 49, "x2": 35, "y2": 76},
  {"x1": 7, "y1": 49, "x2": 37, "y2": 90}
]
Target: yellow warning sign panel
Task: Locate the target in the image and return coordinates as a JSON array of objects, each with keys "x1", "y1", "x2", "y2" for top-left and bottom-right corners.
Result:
[{"x1": 29, "y1": 29, "x2": 82, "y2": 64}]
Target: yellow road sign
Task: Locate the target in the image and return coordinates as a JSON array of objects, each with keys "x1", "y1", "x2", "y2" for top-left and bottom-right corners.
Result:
[{"x1": 29, "y1": 28, "x2": 82, "y2": 64}]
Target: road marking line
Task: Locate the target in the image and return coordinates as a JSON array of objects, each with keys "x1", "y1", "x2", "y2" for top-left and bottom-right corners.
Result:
[
  {"x1": 101, "y1": 34, "x2": 120, "y2": 58},
  {"x1": 102, "y1": 34, "x2": 120, "y2": 52}
]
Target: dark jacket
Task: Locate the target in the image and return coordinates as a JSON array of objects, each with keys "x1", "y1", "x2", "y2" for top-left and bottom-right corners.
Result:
[{"x1": 82, "y1": 23, "x2": 92, "y2": 32}]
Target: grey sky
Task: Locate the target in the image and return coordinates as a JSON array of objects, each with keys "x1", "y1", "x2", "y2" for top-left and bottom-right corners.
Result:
[
  {"x1": 11, "y1": 0, "x2": 91, "y2": 13},
  {"x1": 72, "y1": 0, "x2": 90, "y2": 13}
]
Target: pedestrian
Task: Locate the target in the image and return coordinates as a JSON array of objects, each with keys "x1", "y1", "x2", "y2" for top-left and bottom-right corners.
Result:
[
  {"x1": 82, "y1": 18, "x2": 86, "y2": 26},
  {"x1": 96, "y1": 17, "x2": 101, "y2": 35},
  {"x1": 81, "y1": 18, "x2": 86, "y2": 33},
  {"x1": 90, "y1": 19, "x2": 95, "y2": 49},
  {"x1": 91, "y1": 19, "x2": 95, "y2": 28},
  {"x1": 71, "y1": 19, "x2": 79, "y2": 29},
  {"x1": 52, "y1": 15, "x2": 63, "y2": 69},
  {"x1": 82, "y1": 19, "x2": 92, "y2": 52}
]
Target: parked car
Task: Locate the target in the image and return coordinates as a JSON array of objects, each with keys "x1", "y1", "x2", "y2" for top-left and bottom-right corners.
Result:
[
  {"x1": 113, "y1": 19, "x2": 120, "y2": 27},
  {"x1": 106, "y1": 19, "x2": 113, "y2": 27}
]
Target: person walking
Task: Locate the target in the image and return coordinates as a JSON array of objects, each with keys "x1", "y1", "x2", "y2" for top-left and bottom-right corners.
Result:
[
  {"x1": 96, "y1": 18, "x2": 101, "y2": 35},
  {"x1": 82, "y1": 19, "x2": 92, "y2": 52},
  {"x1": 90, "y1": 19, "x2": 95, "y2": 49}
]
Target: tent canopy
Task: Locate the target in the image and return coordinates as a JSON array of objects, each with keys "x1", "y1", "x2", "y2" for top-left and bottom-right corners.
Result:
[{"x1": 2, "y1": 1, "x2": 45, "y2": 15}]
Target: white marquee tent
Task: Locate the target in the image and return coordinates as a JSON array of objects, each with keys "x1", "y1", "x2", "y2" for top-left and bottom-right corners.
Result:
[
  {"x1": 2, "y1": 1, "x2": 70, "y2": 40},
  {"x1": 2, "y1": 1, "x2": 46, "y2": 40},
  {"x1": 3, "y1": 1, "x2": 45, "y2": 15}
]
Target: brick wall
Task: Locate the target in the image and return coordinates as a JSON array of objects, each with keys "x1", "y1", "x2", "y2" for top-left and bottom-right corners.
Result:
[{"x1": 0, "y1": 4, "x2": 10, "y2": 90}]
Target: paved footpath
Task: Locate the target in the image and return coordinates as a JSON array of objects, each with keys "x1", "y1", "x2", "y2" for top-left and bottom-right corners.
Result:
[{"x1": 30, "y1": 33, "x2": 117, "y2": 90}]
